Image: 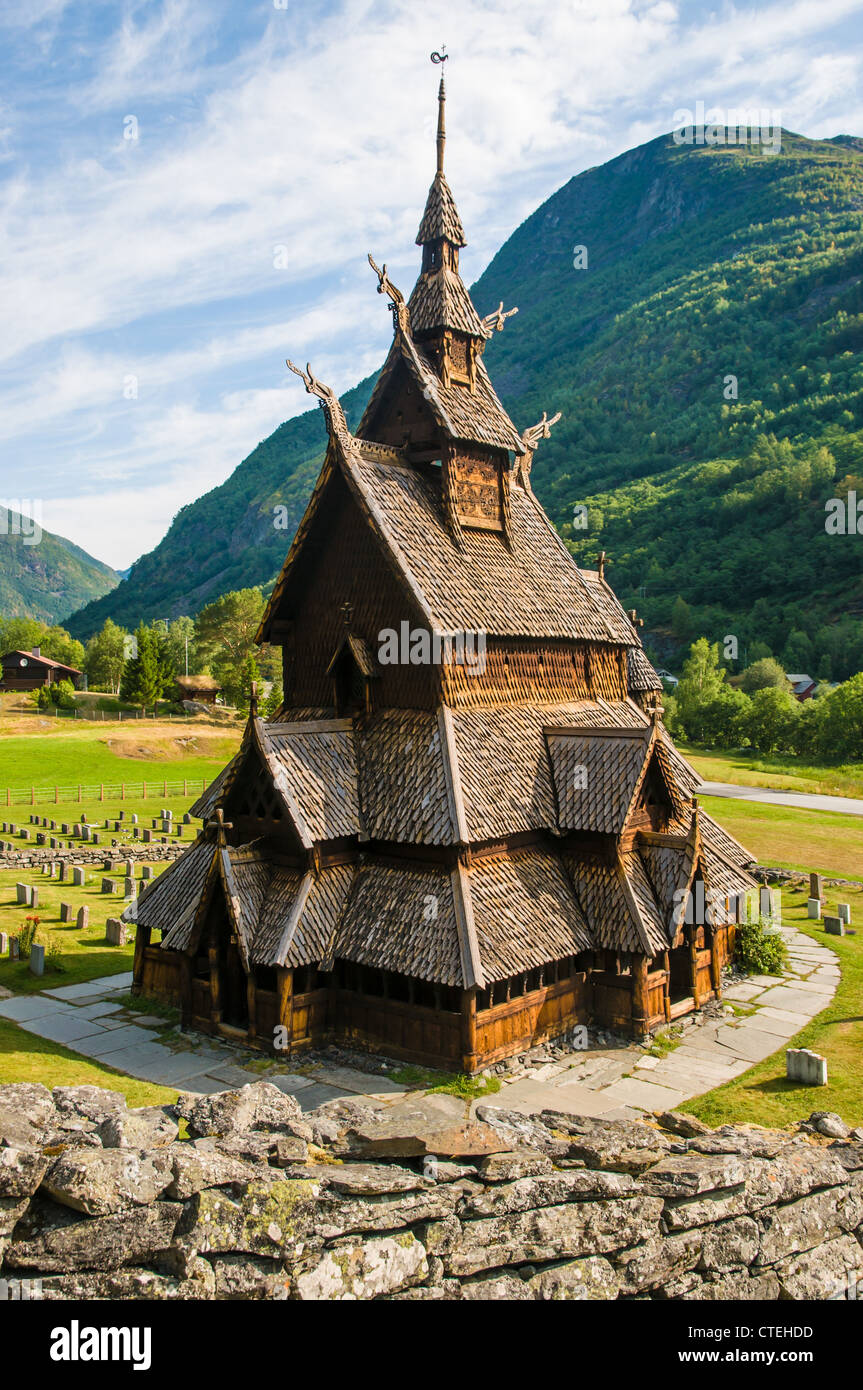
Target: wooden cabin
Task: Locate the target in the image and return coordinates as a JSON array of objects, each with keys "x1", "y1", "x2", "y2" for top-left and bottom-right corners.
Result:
[
  {"x1": 0, "y1": 647, "x2": 82, "y2": 692},
  {"x1": 175, "y1": 674, "x2": 221, "y2": 706},
  {"x1": 129, "y1": 81, "x2": 756, "y2": 1072}
]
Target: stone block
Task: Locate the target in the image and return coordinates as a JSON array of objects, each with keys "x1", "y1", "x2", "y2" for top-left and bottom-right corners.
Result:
[
  {"x1": 786, "y1": 1048, "x2": 828, "y2": 1086},
  {"x1": 824, "y1": 916, "x2": 845, "y2": 937},
  {"x1": 15, "y1": 883, "x2": 32, "y2": 906},
  {"x1": 0, "y1": 931, "x2": 8, "y2": 955},
  {"x1": 837, "y1": 903, "x2": 851, "y2": 924},
  {"x1": 72, "y1": 867, "x2": 85, "y2": 887},
  {"x1": 9, "y1": 937, "x2": 19, "y2": 961},
  {"x1": 76, "y1": 906, "x2": 89, "y2": 929},
  {"x1": 29, "y1": 943, "x2": 45, "y2": 977},
  {"x1": 59, "y1": 902, "x2": 74, "y2": 924},
  {"x1": 101, "y1": 878, "x2": 116, "y2": 894},
  {"x1": 809, "y1": 872, "x2": 823, "y2": 901},
  {"x1": 807, "y1": 898, "x2": 821, "y2": 920}
]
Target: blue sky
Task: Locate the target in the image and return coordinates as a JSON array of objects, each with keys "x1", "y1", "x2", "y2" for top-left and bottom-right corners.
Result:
[{"x1": 1, "y1": 0, "x2": 862, "y2": 570}]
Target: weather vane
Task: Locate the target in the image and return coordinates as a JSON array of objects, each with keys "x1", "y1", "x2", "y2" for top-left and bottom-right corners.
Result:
[{"x1": 430, "y1": 46, "x2": 448, "y2": 65}]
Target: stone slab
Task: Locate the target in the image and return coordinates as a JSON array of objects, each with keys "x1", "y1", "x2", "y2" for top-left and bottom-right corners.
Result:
[
  {"x1": 754, "y1": 986, "x2": 827, "y2": 1014},
  {"x1": 22, "y1": 1014, "x2": 112, "y2": 1045},
  {"x1": 66, "y1": 1023, "x2": 156, "y2": 1057},
  {"x1": 489, "y1": 1078, "x2": 623, "y2": 1118},
  {"x1": 712, "y1": 1026, "x2": 782, "y2": 1062},
  {"x1": 598, "y1": 1076, "x2": 689, "y2": 1111},
  {"x1": 0, "y1": 995, "x2": 74, "y2": 1022}
]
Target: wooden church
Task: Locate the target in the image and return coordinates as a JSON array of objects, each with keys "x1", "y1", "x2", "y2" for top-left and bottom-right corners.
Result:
[{"x1": 129, "y1": 79, "x2": 756, "y2": 1072}]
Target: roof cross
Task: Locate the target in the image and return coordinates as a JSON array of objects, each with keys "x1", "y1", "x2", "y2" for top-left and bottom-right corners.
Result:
[{"x1": 206, "y1": 807, "x2": 233, "y2": 846}]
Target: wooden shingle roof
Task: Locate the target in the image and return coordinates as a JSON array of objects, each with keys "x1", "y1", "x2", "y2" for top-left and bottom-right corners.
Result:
[
  {"x1": 468, "y1": 849, "x2": 592, "y2": 981},
  {"x1": 408, "y1": 266, "x2": 486, "y2": 337},
  {"x1": 416, "y1": 171, "x2": 466, "y2": 247}
]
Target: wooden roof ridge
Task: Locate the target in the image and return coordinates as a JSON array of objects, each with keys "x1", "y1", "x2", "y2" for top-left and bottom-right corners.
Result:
[
  {"x1": 614, "y1": 850, "x2": 658, "y2": 956},
  {"x1": 437, "y1": 705, "x2": 469, "y2": 844},
  {"x1": 257, "y1": 452, "x2": 336, "y2": 643},
  {"x1": 451, "y1": 859, "x2": 484, "y2": 989},
  {"x1": 272, "y1": 868, "x2": 316, "y2": 967},
  {"x1": 266, "y1": 717, "x2": 353, "y2": 735},
  {"x1": 252, "y1": 716, "x2": 314, "y2": 850}
]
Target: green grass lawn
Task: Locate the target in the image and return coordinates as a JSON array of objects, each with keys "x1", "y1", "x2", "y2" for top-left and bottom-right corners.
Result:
[
  {"x1": 681, "y1": 744, "x2": 863, "y2": 800},
  {"x1": 0, "y1": 733, "x2": 234, "y2": 795},
  {"x1": 700, "y1": 796, "x2": 863, "y2": 880},
  {"x1": 688, "y1": 881, "x2": 863, "y2": 1129},
  {"x1": 0, "y1": 1017, "x2": 178, "y2": 1107}
]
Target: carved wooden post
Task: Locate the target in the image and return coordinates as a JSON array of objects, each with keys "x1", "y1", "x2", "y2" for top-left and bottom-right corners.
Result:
[
  {"x1": 461, "y1": 988, "x2": 478, "y2": 1074},
  {"x1": 689, "y1": 925, "x2": 700, "y2": 1007},
  {"x1": 209, "y1": 941, "x2": 222, "y2": 1024},
  {"x1": 662, "y1": 950, "x2": 671, "y2": 1024},
  {"x1": 632, "y1": 956, "x2": 650, "y2": 1037},
  {"x1": 246, "y1": 972, "x2": 257, "y2": 1042},
  {"x1": 277, "y1": 967, "x2": 293, "y2": 1050},
  {"x1": 710, "y1": 926, "x2": 723, "y2": 999}
]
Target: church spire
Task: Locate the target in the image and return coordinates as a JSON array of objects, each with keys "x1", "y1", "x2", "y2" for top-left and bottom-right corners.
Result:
[{"x1": 436, "y1": 75, "x2": 446, "y2": 175}]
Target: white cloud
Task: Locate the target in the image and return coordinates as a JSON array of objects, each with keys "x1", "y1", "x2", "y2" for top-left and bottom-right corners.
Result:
[{"x1": 1, "y1": 0, "x2": 861, "y2": 573}]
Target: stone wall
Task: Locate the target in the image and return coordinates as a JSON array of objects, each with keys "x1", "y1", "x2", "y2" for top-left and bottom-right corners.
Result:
[{"x1": 1, "y1": 1082, "x2": 862, "y2": 1300}]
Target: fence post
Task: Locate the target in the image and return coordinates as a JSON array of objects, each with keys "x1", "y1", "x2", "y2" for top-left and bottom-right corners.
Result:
[
  {"x1": 163, "y1": 779, "x2": 167, "y2": 796},
  {"x1": 55, "y1": 787, "x2": 58, "y2": 804},
  {"x1": 143, "y1": 782, "x2": 147, "y2": 799},
  {"x1": 184, "y1": 779, "x2": 187, "y2": 796},
  {"x1": 100, "y1": 784, "x2": 104, "y2": 802},
  {"x1": 78, "y1": 785, "x2": 81, "y2": 803},
  {"x1": 122, "y1": 783, "x2": 125, "y2": 800},
  {"x1": 31, "y1": 786, "x2": 34, "y2": 805}
]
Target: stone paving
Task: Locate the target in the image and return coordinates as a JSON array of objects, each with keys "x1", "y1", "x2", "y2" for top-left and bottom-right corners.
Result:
[{"x1": 0, "y1": 920, "x2": 840, "y2": 1117}]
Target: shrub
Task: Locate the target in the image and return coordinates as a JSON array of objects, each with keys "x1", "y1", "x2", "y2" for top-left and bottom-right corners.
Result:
[
  {"x1": 735, "y1": 917, "x2": 788, "y2": 976},
  {"x1": 46, "y1": 941, "x2": 66, "y2": 973}
]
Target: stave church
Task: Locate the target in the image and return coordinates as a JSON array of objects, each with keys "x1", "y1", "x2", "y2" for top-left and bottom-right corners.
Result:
[{"x1": 128, "y1": 78, "x2": 756, "y2": 1072}]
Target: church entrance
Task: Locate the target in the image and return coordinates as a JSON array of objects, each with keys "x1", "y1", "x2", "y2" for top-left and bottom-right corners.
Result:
[
  {"x1": 667, "y1": 938, "x2": 694, "y2": 1017},
  {"x1": 211, "y1": 892, "x2": 249, "y2": 1031}
]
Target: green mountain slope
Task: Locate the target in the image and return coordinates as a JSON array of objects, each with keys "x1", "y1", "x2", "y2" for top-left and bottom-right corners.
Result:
[
  {"x1": 67, "y1": 130, "x2": 863, "y2": 677},
  {"x1": 0, "y1": 508, "x2": 119, "y2": 626}
]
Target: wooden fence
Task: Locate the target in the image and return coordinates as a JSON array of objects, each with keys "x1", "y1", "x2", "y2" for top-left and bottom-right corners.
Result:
[{"x1": 2, "y1": 778, "x2": 208, "y2": 808}]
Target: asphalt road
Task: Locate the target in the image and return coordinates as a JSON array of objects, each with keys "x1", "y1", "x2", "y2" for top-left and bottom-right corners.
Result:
[{"x1": 696, "y1": 781, "x2": 863, "y2": 817}]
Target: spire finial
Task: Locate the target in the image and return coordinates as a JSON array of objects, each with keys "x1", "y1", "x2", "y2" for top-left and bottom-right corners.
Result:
[{"x1": 431, "y1": 48, "x2": 448, "y2": 174}]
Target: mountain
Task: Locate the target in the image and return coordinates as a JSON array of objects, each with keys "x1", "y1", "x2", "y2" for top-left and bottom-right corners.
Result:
[
  {"x1": 67, "y1": 129, "x2": 863, "y2": 678},
  {"x1": 0, "y1": 507, "x2": 120, "y2": 626}
]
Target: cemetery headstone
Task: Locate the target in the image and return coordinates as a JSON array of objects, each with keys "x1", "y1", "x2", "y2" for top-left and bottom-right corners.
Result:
[
  {"x1": 76, "y1": 906, "x2": 89, "y2": 929},
  {"x1": 824, "y1": 916, "x2": 845, "y2": 937},
  {"x1": 143, "y1": 829, "x2": 152, "y2": 844},
  {"x1": 9, "y1": 937, "x2": 20, "y2": 961},
  {"x1": 72, "y1": 867, "x2": 85, "y2": 887},
  {"x1": 786, "y1": 1047, "x2": 828, "y2": 1086},
  {"x1": 29, "y1": 943, "x2": 45, "y2": 977},
  {"x1": 59, "y1": 903, "x2": 73, "y2": 923},
  {"x1": 838, "y1": 903, "x2": 852, "y2": 924},
  {"x1": 141, "y1": 865, "x2": 153, "y2": 881},
  {"x1": 101, "y1": 878, "x2": 115, "y2": 894},
  {"x1": 105, "y1": 917, "x2": 127, "y2": 946},
  {"x1": 809, "y1": 872, "x2": 823, "y2": 901},
  {"x1": 15, "y1": 883, "x2": 32, "y2": 906},
  {"x1": 0, "y1": 931, "x2": 8, "y2": 955},
  {"x1": 123, "y1": 878, "x2": 136, "y2": 898},
  {"x1": 807, "y1": 898, "x2": 821, "y2": 920}
]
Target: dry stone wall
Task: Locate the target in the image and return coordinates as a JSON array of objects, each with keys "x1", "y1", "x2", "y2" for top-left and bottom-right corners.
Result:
[{"x1": 1, "y1": 1081, "x2": 862, "y2": 1300}]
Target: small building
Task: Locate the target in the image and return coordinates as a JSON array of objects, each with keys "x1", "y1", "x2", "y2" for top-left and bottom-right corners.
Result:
[
  {"x1": 786, "y1": 673, "x2": 816, "y2": 702},
  {"x1": 175, "y1": 674, "x2": 222, "y2": 706},
  {"x1": 0, "y1": 647, "x2": 82, "y2": 693}
]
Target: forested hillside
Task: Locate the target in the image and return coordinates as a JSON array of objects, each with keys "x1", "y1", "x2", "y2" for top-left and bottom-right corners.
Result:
[
  {"x1": 0, "y1": 508, "x2": 119, "y2": 626},
  {"x1": 67, "y1": 130, "x2": 863, "y2": 677}
]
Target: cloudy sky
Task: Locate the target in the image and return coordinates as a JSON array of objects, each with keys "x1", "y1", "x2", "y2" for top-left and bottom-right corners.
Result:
[{"x1": 2, "y1": 0, "x2": 862, "y2": 569}]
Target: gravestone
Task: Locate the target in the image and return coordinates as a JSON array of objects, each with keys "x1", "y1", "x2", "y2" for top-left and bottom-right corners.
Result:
[
  {"x1": 81, "y1": 826, "x2": 91, "y2": 842},
  {"x1": 807, "y1": 898, "x2": 821, "y2": 920},
  {"x1": 759, "y1": 886, "x2": 777, "y2": 919},
  {"x1": 50, "y1": 862, "x2": 59, "y2": 878},
  {"x1": 123, "y1": 859, "x2": 134, "y2": 878},
  {"x1": 183, "y1": 812, "x2": 192, "y2": 824},
  {"x1": 105, "y1": 917, "x2": 127, "y2": 946},
  {"x1": 76, "y1": 906, "x2": 89, "y2": 929},
  {"x1": 142, "y1": 829, "x2": 152, "y2": 844},
  {"x1": 123, "y1": 878, "x2": 136, "y2": 898},
  {"x1": 9, "y1": 937, "x2": 20, "y2": 961},
  {"x1": 809, "y1": 872, "x2": 823, "y2": 901},
  {"x1": 61, "y1": 824, "x2": 70, "y2": 835},
  {"x1": 72, "y1": 867, "x2": 85, "y2": 887},
  {"x1": 81, "y1": 812, "x2": 88, "y2": 823},
  {"x1": 787, "y1": 1047, "x2": 828, "y2": 1085},
  {"x1": 131, "y1": 814, "x2": 139, "y2": 825},
  {"x1": 15, "y1": 883, "x2": 32, "y2": 906},
  {"x1": 19, "y1": 828, "x2": 29, "y2": 841},
  {"x1": 73, "y1": 824, "x2": 82, "y2": 838},
  {"x1": 50, "y1": 820, "x2": 57, "y2": 830},
  {"x1": 824, "y1": 916, "x2": 845, "y2": 936},
  {"x1": 118, "y1": 810, "x2": 125, "y2": 821},
  {"x1": 133, "y1": 828, "x2": 140, "y2": 839},
  {"x1": 92, "y1": 833, "x2": 100, "y2": 845},
  {"x1": 36, "y1": 833, "x2": 45, "y2": 846},
  {"x1": 838, "y1": 903, "x2": 852, "y2": 924},
  {"x1": 101, "y1": 878, "x2": 115, "y2": 894},
  {"x1": 59, "y1": 903, "x2": 74, "y2": 923},
  {"x1": 50, "y1": 838, "x2": 60, "y2": 850},
  {"x1": 0, "y1": 931, "x2": 7, "y2": 955},
  {"x1": 59, "y1": 863, "x2": 68, "y2": 883},
  {"x1": 30, "y1": 887, "x2": 38, "y2": 910},
  {"x1": 141, "y1": 865, "x2": 153, "y2": 881},
  {"x1": 29, "y1": 943, "x2": 45, "y2": 977}
]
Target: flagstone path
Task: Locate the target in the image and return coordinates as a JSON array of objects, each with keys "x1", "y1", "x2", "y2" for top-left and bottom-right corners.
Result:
[{"x1": 0, "y1": 921, "x2": 840, "y2": 1120}]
